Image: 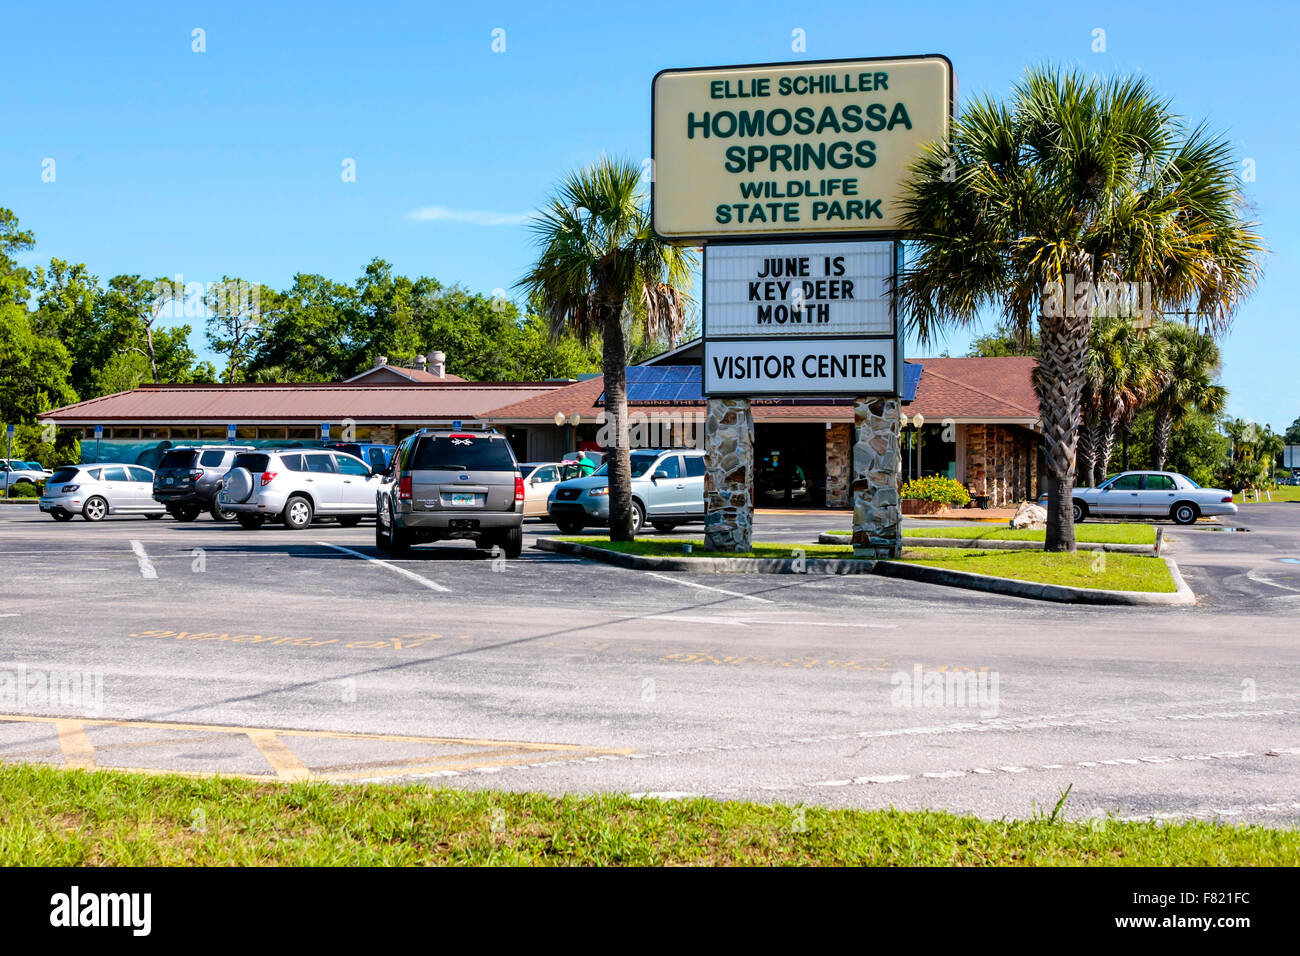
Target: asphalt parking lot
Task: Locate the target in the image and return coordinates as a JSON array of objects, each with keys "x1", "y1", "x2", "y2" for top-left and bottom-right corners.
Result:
[{"x1": 1, "y1": 502, "x2": 1298, "y2": 826}]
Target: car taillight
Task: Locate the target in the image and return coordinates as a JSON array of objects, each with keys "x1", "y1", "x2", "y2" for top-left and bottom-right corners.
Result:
[
  {"x1": 191, "y1": 471, "x2": 204, "y2": 481},
  {"x1": 260, "y1": 471, "x2": 277, "y2": 486},
  {"x1": 515, "y1": 476, "x2": 526, "y2": 501},
  {"x1": 398, "y1": 475, "x2": 412, "y2": 500},
  {"x1": 1222, "y1": 495, "x2": 1234, "y2": 503},
  {"x1": 61, "y1": 484, "x2": 79, "y2": 493}
]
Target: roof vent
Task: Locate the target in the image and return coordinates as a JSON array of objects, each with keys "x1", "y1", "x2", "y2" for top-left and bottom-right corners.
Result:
[
  {"x1": 416, "y1": 354, "x2": 427, "y2": 371},
  {"x1": 429, "y1": 351, "x2": 446, "y2": 379}
]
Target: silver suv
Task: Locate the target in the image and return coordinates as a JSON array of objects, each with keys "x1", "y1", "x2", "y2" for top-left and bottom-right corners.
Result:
[
  {"x1": 218, "y1": 448, "x2": 384, "y2": 530},
  {"x1": 375, "y1": 429, "x2": 524, "y2": 558},
  {"x1": 547, "y1": 448, "x2": 706, "y2": 534}
]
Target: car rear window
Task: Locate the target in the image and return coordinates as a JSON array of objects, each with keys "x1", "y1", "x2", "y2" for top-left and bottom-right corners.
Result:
[
  {"x1": 159, "y1": 450, "x2": 198, "y2": 469},
  {"x1": 412, "y1": 436, "x2": 516, "y2": 471},
  {"x1": 200, "y1": 450, "x2": 227, "y2": 467},
  {"x1": 684, "y1": 456, "x2": 705, "y2": 477},
  {"x1": 232, "y1": 453, "x2": 271, "y2": 472},
  {"x1": 49, "y1": 467, "x2": 79, "y2": 484}
]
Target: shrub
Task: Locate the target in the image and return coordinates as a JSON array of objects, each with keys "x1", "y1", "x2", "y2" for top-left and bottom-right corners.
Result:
[
  {"x1": 5, "y1": 481, "x2": 41, "y2": 498},
  {"x1": 900, "y1": 476, "x2": 971, "y2": 507}
]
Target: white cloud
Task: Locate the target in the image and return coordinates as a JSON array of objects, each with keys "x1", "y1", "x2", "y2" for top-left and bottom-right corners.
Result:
[{"x1": 405, "y1": 205, "x2": 532, "y2": 226}]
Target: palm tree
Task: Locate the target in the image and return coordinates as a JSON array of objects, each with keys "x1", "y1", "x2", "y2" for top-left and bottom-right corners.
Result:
[
  {"x1": 1087, "y1": 317, "x2": 1169, "y2": 483},
  {"x1": 519, "y1": 157, "x2": 696, "y2": 540},
  {"x1": 895, "y1": 67, "x2": 1262, "y2": 551},
  {"x1": 1150, "y1": 322, "x2": 1227, "y2": 471}
]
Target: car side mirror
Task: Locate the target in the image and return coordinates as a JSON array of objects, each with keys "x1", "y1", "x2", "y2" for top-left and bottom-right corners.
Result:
[
  {"x1": 653, "y1": 470, "x2": 669, "y2": 481},
  {"x1": 530, "y1": 476, "x2": 541, "y2": 484}
]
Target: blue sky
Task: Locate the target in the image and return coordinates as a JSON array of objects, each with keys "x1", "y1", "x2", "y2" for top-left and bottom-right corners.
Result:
[{"x1": 3, "y1": 1, "x2": 1296, "y2": 431}]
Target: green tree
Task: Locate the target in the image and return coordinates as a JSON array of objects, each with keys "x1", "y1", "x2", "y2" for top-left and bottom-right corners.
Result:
[
  {"x1": 205, "y1": 277, "x2": 274, "y2": 383},
  {"x1": 1085, "y1": 317, "x2": 1168, "y2": 484},
  {"x1": 1149, "y1": 322, "x2": 1228, "y2": 471},
  {"x1": 1284, "y1": 417, "x2": 1300, "y2": 445},
  {"x1": 967, "y1": 321, "x2": 1040, "y2": 357},
  {"x1": 1128, "y1": 409, "x2": 1227, "y2": 488},
  {"x1": 519, "y1": 157, "x2": 695, "y2": 541},
  {"x1": 895, "y1": 67, "x2": 1262, "y2": 550}
]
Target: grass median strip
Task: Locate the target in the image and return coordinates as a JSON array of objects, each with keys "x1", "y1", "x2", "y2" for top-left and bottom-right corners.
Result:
[
  {"x1": 825, "y1": 525, "x2": 1157, "y2": 545},
  {"x1": 901, "y1": 547, "x2": 1177, "y2": 593},
  {"x1": 1, "y1": 765, "x2": 1294, "y2": 865}
]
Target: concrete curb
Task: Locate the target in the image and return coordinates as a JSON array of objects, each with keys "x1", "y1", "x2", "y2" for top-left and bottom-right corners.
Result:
[
  {"x1": 536, "y1": 538, "x2": 1196, "y2": 605},
  {"x1": 817, "y1": 532, "x2": 1156, "y2": 554},
  {"x1": 534, "y1": 537, "x2": 876, "y2": 574}
]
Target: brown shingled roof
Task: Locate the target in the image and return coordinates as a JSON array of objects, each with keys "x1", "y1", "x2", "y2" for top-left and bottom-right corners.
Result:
[
  {"x1": 41, "y1": 382, "x2": 561, "y2": 423},
  {"x1": 483, "y1": 357, "x2": 1042, "y2": 425}
]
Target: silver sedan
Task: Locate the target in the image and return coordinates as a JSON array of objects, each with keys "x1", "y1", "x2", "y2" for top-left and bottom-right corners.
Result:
[{"x1": 1050, "y1": 471, "x2": 1237, "y2": 525}]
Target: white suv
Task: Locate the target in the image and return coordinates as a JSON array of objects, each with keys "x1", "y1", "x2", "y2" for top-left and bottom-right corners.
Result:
[{"x1": 218, "y1": 449, "x2": 384, "y2": 529}]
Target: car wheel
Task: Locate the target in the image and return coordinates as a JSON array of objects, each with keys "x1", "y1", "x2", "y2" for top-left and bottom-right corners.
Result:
[
  {"x1": 630, "y1": 500, "x2": 645, "y2": 535},
  {"x1": 209, "y1": 498, "x2": 237, "y2": 522},
  {"x1": 51, "y1": 510, "x2": 74, "y2": 522},
  {"x1": 145, "y1": 512, "x2": 164, "y2": 520},
  {"x1": 381, "y1": 502, "x2": 410, "y2": 555},
  {"x1": 500, "y1": 525, "x2": 523, "y2": 559},
  {"x1": 1171, "y1": 502, "x2": 1199, "y2": 525},
  {"x1": 651, "y1": 521, "x2": 678, "y2": 533},
  {"x1": 1072, "y1": 500, "x2": 1087, "y2": 524},
  {"x1": 82, "y1": 496, "x2": 108, "y2": 522},
  {"x1": 555, "y1": 519, "x2": 584, "y2": 534},
  {"x1": 171, "y1": 505, "x2": 200, "y2": 522},
  {"x1": 375, "y1": 505, "x2": 391, "y2": 551},
  {"x1": 237, "y1": 514, "x2": 267, "y2": 530},
  {"x1": 282, "y1": 496, "x2": 313, "y2": 530}
]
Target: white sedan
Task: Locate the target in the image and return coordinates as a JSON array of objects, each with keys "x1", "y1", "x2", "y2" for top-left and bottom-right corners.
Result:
[
  {"x1": 1051, "y1": 471, "x2": 1237, "y2": 525},
  {"x1": 517, "y1": 461, "x2": 582, "y2": 518}
]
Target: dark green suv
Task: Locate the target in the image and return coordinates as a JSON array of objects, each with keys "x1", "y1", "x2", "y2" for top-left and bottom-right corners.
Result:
[{"x1": 375, "y1": 429, "x2": 525, "y2": 558}]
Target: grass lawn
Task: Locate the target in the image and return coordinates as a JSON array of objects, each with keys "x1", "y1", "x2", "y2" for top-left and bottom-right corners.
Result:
[
  {"x1": 826, "y1": 525, "x2": 1155, "y2": 544},
  {"x1": 559, "y1": 537, "x2": 867, "y2": 560},
  {"x1": 1, "y1": 765, "x2": 1294, "y2": 865},
  {"x1": 900, "y1": 547, "x2": 1176, "y2": 592},
  {"x1": 1235, "y1": 486, "x2": 1300, "y2": 503}
]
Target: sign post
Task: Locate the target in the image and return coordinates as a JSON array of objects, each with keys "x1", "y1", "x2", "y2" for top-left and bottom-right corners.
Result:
[
  {"x1": 227, "y1": 423, "x2": 237, "y2": 442},
  {"x1": 4, "y1": 424, "x2": 13, "y2": 499},
  {"x1": 94, "y1": 425, "x2": 103, "y2": 464},
  {"x1": 653, "y1": 55, "x2": 952, "y2": 555}
]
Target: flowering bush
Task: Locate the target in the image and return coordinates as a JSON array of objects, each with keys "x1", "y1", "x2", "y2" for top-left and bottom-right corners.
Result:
[{"x1": 900, "y1": 476, "x2": 971, "y2": 507}]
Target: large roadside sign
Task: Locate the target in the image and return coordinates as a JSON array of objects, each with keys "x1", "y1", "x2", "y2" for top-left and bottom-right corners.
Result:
[{"x1": 652, "y1": 55, "x2": 952, "y2": 242}]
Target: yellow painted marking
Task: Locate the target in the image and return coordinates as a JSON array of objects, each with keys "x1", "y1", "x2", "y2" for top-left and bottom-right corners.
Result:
[
  {"x1": 246, "y1": 729, "x2": 311, "y2": 781},
  {"x1": 54, "y1": 719, "x2": 95, "y2": 770},
  {"x1": 0, "y1": 713, "x2": 626, "y2": 783}
]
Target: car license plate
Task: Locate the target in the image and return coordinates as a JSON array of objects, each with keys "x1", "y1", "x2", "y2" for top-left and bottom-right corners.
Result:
[
  {"x1": 451, "y1": 493, "x2": 476, "y2": 506},
  {"x1": 164, "y1": 476, "x2": 174, "y2": 484}
]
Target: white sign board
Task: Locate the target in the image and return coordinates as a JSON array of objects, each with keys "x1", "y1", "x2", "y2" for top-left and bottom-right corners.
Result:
[
  {"x1": 704, "y1": 337, "x2": 895, "y2": 397},
  {"x1": 705, "y1": 240, "x2": 893, "y2": 337}
]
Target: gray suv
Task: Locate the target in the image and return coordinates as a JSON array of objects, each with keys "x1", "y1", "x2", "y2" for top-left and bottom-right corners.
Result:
[
  {"x1": 375, "y1": 429, "x2": 525, "y2": 558},
  {"x1": 153, "y1": 445, "x2": 252, "y2": 521}
]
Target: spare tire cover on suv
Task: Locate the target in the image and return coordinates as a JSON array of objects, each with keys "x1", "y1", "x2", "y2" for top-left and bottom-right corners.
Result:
[{"x1": 223, "y1": 467, "x2": 255, "y2": 503}]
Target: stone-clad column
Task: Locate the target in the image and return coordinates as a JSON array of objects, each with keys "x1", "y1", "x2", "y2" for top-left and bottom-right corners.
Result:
[
  {"x1": 704, "y1": 397, "x2": 753, "y2": 552},
  {"x1": 852, "y1": 397, "x2": 902, "y2": 558},
  {"x1": 824, "y1": 422, "x2": 851, "y2": 508}
]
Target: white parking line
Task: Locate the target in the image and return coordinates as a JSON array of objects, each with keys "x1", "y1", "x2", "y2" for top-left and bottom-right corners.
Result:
[
  {"x1": 644, "y1": 571, "x2": 774, "y2": 604},
  {"x1": 316, "y1": 542, "x2": 450, "y2": 592},
  {"x1": 128, "y1": 540, "x2": 157, "y2": 579}
]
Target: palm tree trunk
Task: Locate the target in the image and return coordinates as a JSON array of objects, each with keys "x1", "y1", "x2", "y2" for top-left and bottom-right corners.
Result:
[
  {"x1": 1095, "y1": 416, "x2": 1117, "y2": 485},
  {"x1": 1152, "y1": 407, "x2": 1172, "y2": 471},
  {"x1": 600, "y1": 303, "x2": 634, "y2": 541},
  {"x1": 1077, "y1": 418, "x2": 1098, "y2": 488},
  {"x1": 1036, "y1": 312, "x2": 1090, "y2": 552}
]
